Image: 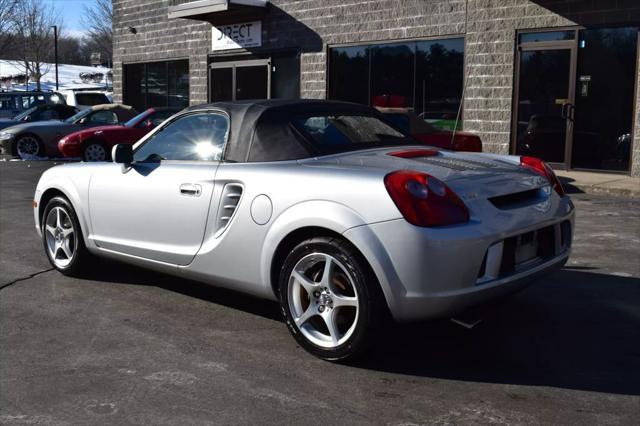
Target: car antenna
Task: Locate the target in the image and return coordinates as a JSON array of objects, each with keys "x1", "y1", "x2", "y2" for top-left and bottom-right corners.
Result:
[{"x1": 451, "y1": 64, "x2": 469, "y2": 148}]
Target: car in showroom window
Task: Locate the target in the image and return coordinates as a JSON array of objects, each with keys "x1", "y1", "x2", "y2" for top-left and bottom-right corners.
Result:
[{"x1": 33, "y1": 100, "x2": 574, "y2": 362}]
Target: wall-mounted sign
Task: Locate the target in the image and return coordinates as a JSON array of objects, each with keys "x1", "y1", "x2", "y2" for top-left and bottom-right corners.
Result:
[{"x1": 212, "y1": 21, "x2": 262, "y2": 51}]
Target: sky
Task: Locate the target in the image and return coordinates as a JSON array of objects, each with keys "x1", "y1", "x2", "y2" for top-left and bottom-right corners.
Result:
[{"x1": 44, "y1": 0, "x2": 96, "y2": 38}]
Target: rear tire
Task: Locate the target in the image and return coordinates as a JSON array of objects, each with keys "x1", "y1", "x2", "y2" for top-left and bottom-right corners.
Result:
[
  {"x1": 278, "y1": 236, "x2": 385, "y2": 361},
  {"x1": 42, "y1": 196, "x2": 92, "y2": 276}
]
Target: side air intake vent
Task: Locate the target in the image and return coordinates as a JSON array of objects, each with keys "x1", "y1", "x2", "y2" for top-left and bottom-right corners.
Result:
[{"x1": 215, "y1": 183, "x2": 243, "y2": 236}]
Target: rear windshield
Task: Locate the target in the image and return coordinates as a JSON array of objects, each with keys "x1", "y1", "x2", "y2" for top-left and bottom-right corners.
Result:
[
  {"x1": 291, "y1": 114, "x2": 412, "y2": 155},
  {"x1": 75, "y1": 93, "x2": 110, "y2": 106}
]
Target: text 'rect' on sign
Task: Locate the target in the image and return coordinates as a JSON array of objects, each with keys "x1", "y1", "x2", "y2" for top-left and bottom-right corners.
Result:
[{"x1": 212, "y1": 21, "x2": 262, "y2": 51}]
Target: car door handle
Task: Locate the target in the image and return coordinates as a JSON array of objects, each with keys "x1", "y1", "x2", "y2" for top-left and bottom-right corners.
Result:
[{"x1": 179, "y1": 183, "x2": 202, "y2": 196}]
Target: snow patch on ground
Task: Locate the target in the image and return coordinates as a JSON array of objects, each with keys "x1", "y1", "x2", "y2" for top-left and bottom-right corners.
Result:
[{"x1": 0, "y1": 60, "x2": 111, "y2": 92}]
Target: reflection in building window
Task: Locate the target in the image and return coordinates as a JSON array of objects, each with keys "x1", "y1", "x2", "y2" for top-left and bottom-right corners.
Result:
[
  {"x1": 124, "y1": 60, "x2": 189, "y2": 111},
  {"x1": 329, "y1": 38, "x2": 464, "y2": 130}
]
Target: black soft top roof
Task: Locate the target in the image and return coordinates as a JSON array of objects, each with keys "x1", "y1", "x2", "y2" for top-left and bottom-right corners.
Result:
[{"x1": 184, "y1": 99, "x2": 383, "y2": 162}]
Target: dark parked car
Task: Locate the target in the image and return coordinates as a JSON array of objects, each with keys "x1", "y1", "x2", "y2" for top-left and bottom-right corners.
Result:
[
  {"x1": 58, "y1": 107, "x2": 180, "y2": 161},
  {"x1": 0, "y1": 104, "x2": 138, "y2": 159},
  {"x1": 0, "y1": 91, "x2": 66, "y2": 119},
  {"x1": 379, "y1": 108, "x2": 482, "y2": 152},
  {"x1": 0, "y1": 104, "x2": 78, "y2": 131}
]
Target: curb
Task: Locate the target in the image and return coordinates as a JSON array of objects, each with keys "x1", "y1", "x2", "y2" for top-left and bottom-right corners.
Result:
[{"x1": 562, "y1": 182, "x2": 640, "y2": 199}]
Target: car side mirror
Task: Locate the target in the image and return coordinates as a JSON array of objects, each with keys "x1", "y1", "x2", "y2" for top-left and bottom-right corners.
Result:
[
  {"x1": 145, "y1": 120, "x2": 154, "y2": 129},
  {"x1": 112, "y1": 144, "x2": 133, "y2": 165},
  {"x1": 78, "y1": 117, "x2": 88, "y2": 124},
  {"x1": 23, "y1": 115, "x2": 32, "y2": 122}
]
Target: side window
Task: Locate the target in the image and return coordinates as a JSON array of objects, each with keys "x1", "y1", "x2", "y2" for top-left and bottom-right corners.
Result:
[
  {"x1": 136, "y1": 111, "x2": 173, "y2": 129},
  {"x1": 133, "y1": 112, "x2": 228, "y2": 162},
  {"x1": 21, "y1": 95, "x2": 46, "y2": 109},
  {"x1": 0, "y1": 96, "x2": 18, "y2": 111},
  {"x1": 35, "y1": 108, "x2": 59, "y2": 120},
  {"x1": 88, "y1": 110, "x2": 117, "y2": 124},
  {"x1": 60, "y1": 107, "x2": 77, "y2": 119},
  {"x1": 150, "y1": 111, "x2": 174, "y2": 126}
]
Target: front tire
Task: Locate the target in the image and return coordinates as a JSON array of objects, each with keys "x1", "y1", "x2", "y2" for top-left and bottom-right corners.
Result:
[
  {"x1": 15, "y1": 134, "x2": 43, "y2": 159},
  {"x1": 82, "y1": 141, "x2": 108, "y2": 162},
  {"x1": 278, "y1": 236, "x2": 384, "y2": 361},
  {"x1": 42, "y1": 196, "x2": 92, "y2": 276}
]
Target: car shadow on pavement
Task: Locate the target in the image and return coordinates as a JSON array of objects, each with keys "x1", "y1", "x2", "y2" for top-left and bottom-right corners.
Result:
[
  {"x1": 359, "y1": 269, "x2": 640, "y2": 396},
  {"x1": 558, "y1": 176, "x2": 585, "y2": 194},
  {"x1": 85, "y1": 261, "x2": 639, "y2": 396},
  {"x1": 84, "y1": 258, "x2": 282, "y2": 322}
]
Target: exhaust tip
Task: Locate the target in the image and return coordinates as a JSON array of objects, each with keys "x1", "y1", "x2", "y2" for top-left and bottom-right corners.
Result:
[{"x1": 450, "y1": 317, "x2": 483, "y2": 330}]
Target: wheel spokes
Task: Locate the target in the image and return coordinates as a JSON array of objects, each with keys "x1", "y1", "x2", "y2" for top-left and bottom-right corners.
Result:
[
  {"x1": 292, "y1": 270, "x2": 319, "y2": 294},
  {"x1": 294, "y1": 304, "x2": 317, "y2": 326},
  {"x1": 60, "y1": 239, "x2": 73, "y2": 259},
  {"x1": 320, "y1": 255, "x2": 334, "y2": 287},
  {"x1": 332, "y1": 294, "x2": 358, "y2": 308},
  {"x1": 45, "y1": 224, "x2": 57, "y2": 237},
  {"x1": 61, "y1": 225, "x2": 74, "y2": 238},
  {"x1": 321, "y1": 310, "x2": 340, "y2": 346}
]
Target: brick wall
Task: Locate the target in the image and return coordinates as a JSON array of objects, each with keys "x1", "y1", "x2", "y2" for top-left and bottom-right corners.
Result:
[
  {"x1": 112, "y1": 0, "x2": 211, "y2": 105},
  {"x1": 113, "y1": 0, "x2": 640, "y2": 175}
]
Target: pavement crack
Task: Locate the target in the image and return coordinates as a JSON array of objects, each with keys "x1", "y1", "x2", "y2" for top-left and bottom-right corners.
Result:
[{"x1": 0, "y1": 268, "x2": 55, "y2": 291}]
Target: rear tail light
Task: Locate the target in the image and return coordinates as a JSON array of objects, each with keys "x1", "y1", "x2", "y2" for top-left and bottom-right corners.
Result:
[
  {"x1": 384, "y1": 170, "x2": 470, "y2": 227},
  {"x1": 520, "y1": 156, "x2": 565, "y2": 197}
]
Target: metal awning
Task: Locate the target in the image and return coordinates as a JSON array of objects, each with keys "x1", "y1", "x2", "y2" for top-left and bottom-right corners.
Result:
[{"x1": 168, "y1": 0, "x2": 268, "y2": 22}]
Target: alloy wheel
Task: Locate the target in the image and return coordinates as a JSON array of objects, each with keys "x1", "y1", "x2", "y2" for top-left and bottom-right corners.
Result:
[
  {"x1": 16, "y1": 136, "x2": 40, "y2": 158},
  {"x1": 288, "y1": 253, "x2": 359, "y2": 348},
  {"x1": 44, "y1": 206, "x2": 76, "y2": 268},
  {"x1": 84, "y1": 144, "x2": 107, "y2": 161}
]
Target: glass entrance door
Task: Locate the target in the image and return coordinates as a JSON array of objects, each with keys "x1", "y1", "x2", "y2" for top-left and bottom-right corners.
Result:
[
  {"x1": 210, "y1": 59, "x2": 270, "y2": 102},
  {"x1": 515, "y1": 28, "x2": 639, "y2": 173},
  {"x1": 514, "y1": 45, "x2": 576, "y2": 166},
  {"x1": 571, "y1": 27, "x2": 639, "y2": 171}
]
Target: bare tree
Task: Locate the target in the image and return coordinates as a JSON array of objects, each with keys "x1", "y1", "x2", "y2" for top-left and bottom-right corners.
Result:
[
  {"x1": 82, "y1": 0, "x2": 112, "y2": 66},
  {"x1": 0, "y1": 0, "x2": 18, "y2": 53},
  {"x1": 13, "y1": 0, "x2": 61, "y2": 90}
]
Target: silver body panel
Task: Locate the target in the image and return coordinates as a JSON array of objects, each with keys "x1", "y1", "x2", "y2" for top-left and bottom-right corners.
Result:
[{"x1": 34, "y1": 146, "x2": 574, "y2": 321}]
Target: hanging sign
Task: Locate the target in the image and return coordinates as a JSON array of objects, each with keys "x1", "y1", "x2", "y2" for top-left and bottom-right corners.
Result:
[{"x1": 212, "y1": 21, "x2": 262, "y2": 51}]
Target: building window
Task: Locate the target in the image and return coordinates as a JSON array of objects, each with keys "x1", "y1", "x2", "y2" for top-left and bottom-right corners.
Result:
[
  {"x1": 124, "y1": 60, "x2": 189, "y2": 111},
  {"x1": 328, "y1": 38, "x2": 465, "y2": 130}
]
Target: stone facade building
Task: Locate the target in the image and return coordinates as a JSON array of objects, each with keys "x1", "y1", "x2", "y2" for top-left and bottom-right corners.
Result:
[{"x1": 113, "y1": 0, "x2": 640, "y2": 175}]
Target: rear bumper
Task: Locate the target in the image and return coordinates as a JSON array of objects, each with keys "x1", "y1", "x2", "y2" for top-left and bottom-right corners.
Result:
[{"x1": 344, "y1": 195, "x2": 574, "y2": 322}]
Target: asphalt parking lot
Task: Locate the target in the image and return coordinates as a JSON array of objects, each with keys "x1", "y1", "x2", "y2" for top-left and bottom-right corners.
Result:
[{"x1": 1, "y1": 160, "x2": 639, "y2": 425}]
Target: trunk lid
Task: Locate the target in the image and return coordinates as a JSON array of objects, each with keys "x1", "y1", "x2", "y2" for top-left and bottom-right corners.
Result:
[{"x1": 299, "y1": 146, "x2": 551, "y2": 200}]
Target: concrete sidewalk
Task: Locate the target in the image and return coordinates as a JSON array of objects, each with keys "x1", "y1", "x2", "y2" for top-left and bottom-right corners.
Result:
[{"x1": 557, "y1": 170, "x2": 640, "y2": 198}]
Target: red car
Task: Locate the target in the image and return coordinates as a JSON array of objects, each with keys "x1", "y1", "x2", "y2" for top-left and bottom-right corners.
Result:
[
  {"x1": 378, "y1": 108, "x2": 482, "y2": 152},
  {"x1": 58, "y1": 107, "x2": 181, "y2": 161}
]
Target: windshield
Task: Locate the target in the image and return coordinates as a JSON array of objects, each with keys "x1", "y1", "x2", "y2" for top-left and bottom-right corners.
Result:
[
  {"x1": 64, "y1": 109, "x2": 91, "y2": 123},
  {"x1": 14, "y1": 106, "x2": 38, "y2": 121},
  {"x1": 291, "y1": 114, "x2": 413, "y2": 155},
  {"x1": 124, "y1": 110, "x2": 149, "y2": 128}
]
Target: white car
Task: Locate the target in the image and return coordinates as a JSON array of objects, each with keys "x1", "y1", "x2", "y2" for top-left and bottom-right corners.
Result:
[
  {"x1": 61, "y1": 90, "x2": 112, "y2": 111},
  {"x1": 33, "y1": 100, "x2": 574, "y2": 361}
]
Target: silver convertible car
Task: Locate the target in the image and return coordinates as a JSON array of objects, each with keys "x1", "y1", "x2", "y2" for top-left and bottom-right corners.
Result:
[{"x1": 34, "y1": 100, "x2": 574, "y2": 361}]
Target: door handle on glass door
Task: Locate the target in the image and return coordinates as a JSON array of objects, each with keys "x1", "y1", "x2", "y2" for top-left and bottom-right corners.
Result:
[{"x1": 179, "y1": 183, "x2": 202, "y2": 196}]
